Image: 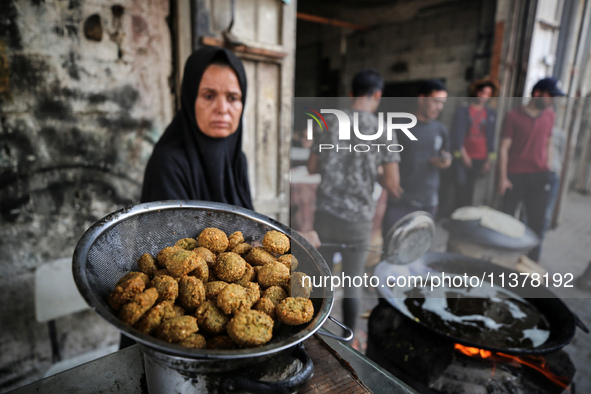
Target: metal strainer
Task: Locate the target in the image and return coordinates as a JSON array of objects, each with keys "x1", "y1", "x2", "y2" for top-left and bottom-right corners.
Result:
[{"x1": 72, "y1": 200, "x2": 339, "y2": 362}]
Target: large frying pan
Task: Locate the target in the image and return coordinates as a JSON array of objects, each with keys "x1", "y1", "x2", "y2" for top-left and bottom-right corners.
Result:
[{"x1": 374, "y1": 251, "x2": 588, "y2": 355}]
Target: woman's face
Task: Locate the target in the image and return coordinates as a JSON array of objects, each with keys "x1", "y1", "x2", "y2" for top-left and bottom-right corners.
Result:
[{"x1": 195, "y1": 64, "x2": 243, "y2": 138}]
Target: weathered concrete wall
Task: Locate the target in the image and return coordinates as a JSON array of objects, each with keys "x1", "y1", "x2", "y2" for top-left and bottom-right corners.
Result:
[
  {"x1": 0, "y1": 0, "x2": 172, "y2": 391},
  {"x1": 295, "y1": 0, "x2": 494, "y2": 98},
  {"x1": 343, "y1": 1, "x2": 487, "y2": 98}
]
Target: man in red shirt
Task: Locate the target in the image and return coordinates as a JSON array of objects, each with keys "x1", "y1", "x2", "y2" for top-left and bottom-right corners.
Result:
[{"x1": 498, "y1": 77, "x2": 565, "y2": 262}]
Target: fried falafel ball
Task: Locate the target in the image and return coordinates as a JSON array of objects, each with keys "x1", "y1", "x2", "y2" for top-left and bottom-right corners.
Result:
[
  {"x1": 195, "y1": 300, "x2": 230, "y2": 335},
  {"x1": 205, "y1": 281, "x2": 228, "y2": 301},
  {"x1": 227, "y1": 231, "x2": 244, "y2": 250},
  {"x1": 166, "y1": 250, "x2": 205, "y2": 277},
  {"x1": 197, "y1": 227, "x2": 229, "y2": 254},
  {"x1": 262, "y1": 286, "x2": 288, "y2": 306},
  {"x1": 216, "y1": 283, "x2": 248, "y2": 315},
  {"x1": 227, "y1": 310, "x2": 274, "y2": 347},
  {"x1": 287, "y1": 271, "x2": 312, "y2": 298},
  {"x1": 175, "y1": 237, "x2": 199, "y2": 251},
  {"x1": 231, "y1": 243, "x2": 252, "y2": 256},
  {"x1": 277, "y1": 254, "x2": 298, "y2": 271},
  {"x1": 253, "y1": 297, "x2": 276, "y2": 319},
  {"x1": 134, "y1": 300, "x2": 177, "y2": 334},
  {"x1": 257, "y1": 262, "x2": 290, "y2": 288},
  {"x1": 178, "y1": 276, "x2": 205, "y2": 311},
  {"x1": 262, "y1": 230, "x2": 290, "y2": 255},
  {"x1": 242, "y1": 282, "x2": 261, "y2": 309},
  {"x1": 188, "y1": 256, "x2": 209, "y2": 283},
  {"x1": 180, "y1": 333, "x2": 207, "y2": 349},
  {"x1": 156, "y1": 245, "x2": 183, "y2": 268},
  {"x1": 149, "y1": 274, "x2": 179, "y2": 303},
  {"x1": 108, "y1": 272, "x2": 150, "y2": 311},
  {"x1": 235, "y1": 263, "x2": 255, "y2": 287},
  {"x1": 207, "y1": 335, "x2": 237, "y2": 350},
  {"x1": 244, "y1": 247, "x2": 276, "y2": 267},
  {"x1": 276, "y1": 297, "x2": 314, "y2": 326},
  {"x1": 156, "y1": 315, "x2": 199, "y2": 343},
  {"x1": 137, "y1": 253, "x2": 158, "y2": 278},
  {"x1": 119, "y1": 287, "x2": 159, "y2": 326},
  {"x1": 194, "y1": 247, "x2": 216, "y2": 268},
  {"x1": 215, "y1": 252, "x2": 246, "y2": 283}
]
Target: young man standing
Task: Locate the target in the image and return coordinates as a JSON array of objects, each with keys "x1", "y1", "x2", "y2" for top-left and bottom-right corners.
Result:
[
  {"x1": 382, "y1": 79, "x2": 451, "y2": 237},
  {"x1": 498, "y1": 77, "x2": 565, "y2": 262},
  {"x1": 450, "y1": 77, "x2": 499, "y2": 209},
  {"x1": 307, "y1": 69, "x2": 402, "y2": 346}
]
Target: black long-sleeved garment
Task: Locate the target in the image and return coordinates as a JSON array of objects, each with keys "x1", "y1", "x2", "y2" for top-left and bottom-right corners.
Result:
[{"x1": 141, "y1": 46, "x2": 253, "y2": 209}]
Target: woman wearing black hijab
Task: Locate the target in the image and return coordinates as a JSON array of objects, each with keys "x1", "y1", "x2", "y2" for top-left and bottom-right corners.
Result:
[
  {"x1": 120, "y1": 47, "x2": 252, "y2": 349},
  {"x1": 141, "y1": 46, "x2": 253, "y2": 208}
]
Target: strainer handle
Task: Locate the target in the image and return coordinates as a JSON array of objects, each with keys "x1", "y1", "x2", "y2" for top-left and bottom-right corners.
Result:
[{"x1": 317, "y1": 315, "x2": 354, "y2": 342}]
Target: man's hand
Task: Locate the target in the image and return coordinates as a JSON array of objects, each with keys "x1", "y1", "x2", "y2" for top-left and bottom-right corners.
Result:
[
  {"x1": 498, "y1": 177, "x2": 513, "y2": 196},
  {"x1": 498, "y1": 137, "x2": 512, "y2": 196},
  {"x1": 381, "y1": 162, "x2": 404, "y2": 199},
  {"x1": 391, "y1": 184, "x2": 404, "y2": 199},
  {"x1": 298, "y1": 230, "x2": 321, "y2": 248},
  {"x1": 460, "y1": 147, "x2": 472, "y2": 168},
  {"x1": 481, "y1": 160, "x2": 491, "y2": 174},
  {"x1": 462, "y1": 153, "x2": 472, "y2": 168},
  {"x1": 430, "y1": 151, "x2": 452, "y2": 169}
]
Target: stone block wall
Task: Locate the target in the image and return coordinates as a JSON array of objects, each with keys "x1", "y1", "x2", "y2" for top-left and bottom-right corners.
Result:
[
  {"x1": 0, "y1": 0, "x2": 173, "y2": 391},
  {"x1": 343, "y1": 0, "x2": 485, "y2": 98},
  {"x1": 295, "y1": 1, "x2": 491, "y2": 99}
]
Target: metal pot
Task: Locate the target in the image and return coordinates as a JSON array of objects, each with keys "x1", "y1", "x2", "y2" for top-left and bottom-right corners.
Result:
[
  {"x1": 141, "y1": 342, "x2": 314, "y2": 393},
  {"x1": 374, "y1": 251, "x2": 588, "y2": 355},
  {"x1": 72, "y1": 201, "x2": 351, "y2": 392}
]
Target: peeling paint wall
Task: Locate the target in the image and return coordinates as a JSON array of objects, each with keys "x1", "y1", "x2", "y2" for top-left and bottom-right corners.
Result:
[{"x1": 0, "y1": 0, "x2": 173, "y2": 391}]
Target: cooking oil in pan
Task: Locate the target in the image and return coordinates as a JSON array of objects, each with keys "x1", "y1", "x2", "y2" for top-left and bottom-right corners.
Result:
[{"x1": 397, "y1": 280, "x2": 550, "y2": 349}]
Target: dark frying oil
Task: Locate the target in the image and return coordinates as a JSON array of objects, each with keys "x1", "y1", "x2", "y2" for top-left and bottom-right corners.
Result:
[{"x1": 403, "y1": 287, "x2": 550, "y2": 349}]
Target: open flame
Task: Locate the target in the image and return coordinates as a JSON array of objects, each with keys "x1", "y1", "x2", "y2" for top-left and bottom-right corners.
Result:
[{"x1": 454, "y1": 344, "x2": 570, "y2": 389}]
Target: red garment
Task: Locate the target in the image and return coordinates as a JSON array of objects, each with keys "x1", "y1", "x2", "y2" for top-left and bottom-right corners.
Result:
[
  {"x1": 463, "y1": 105, "x2": 488, "y2": 160},
  {"x1": 501, "y1": 107, "x2": 554, "y2": 174}
]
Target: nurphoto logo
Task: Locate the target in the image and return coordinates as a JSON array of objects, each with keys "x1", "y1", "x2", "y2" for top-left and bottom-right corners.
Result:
[{"x1": 304, "y1": 108, "x2": 418, "y2": 153}]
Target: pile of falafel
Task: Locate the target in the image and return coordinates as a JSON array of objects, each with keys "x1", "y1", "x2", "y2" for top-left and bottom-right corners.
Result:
[{"x1": 107, "y1": 228, "x2": 314, "y2": 349}]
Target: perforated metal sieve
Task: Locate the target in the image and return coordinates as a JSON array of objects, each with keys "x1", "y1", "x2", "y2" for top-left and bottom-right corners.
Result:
[{"x1": 72, "y1": 200, "x2": 342, "y2": 362}]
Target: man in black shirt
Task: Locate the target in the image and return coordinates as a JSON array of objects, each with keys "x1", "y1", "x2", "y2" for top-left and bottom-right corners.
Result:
[{"x1": 382, "y1": 79, "x2": 451, "y2": 237}]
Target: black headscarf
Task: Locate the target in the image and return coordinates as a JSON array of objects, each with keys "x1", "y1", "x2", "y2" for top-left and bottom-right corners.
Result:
[{"x1": 141, "y1": 47, "x2": 253, "y2": 209}]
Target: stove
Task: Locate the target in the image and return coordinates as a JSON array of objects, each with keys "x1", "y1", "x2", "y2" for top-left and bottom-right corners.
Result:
[{"x1": 366, "y1": 298, "x2": 576, "y2": 394}]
